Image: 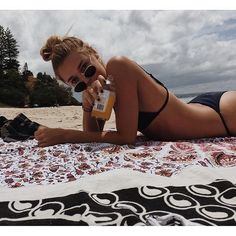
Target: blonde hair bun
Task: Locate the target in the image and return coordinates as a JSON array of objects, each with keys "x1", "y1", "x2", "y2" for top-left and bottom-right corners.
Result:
[{"x1": 40, "y1": 35, "x2": 63, "y2": 61}]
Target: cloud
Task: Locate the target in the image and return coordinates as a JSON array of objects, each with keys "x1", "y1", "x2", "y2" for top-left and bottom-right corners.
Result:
[{"x1": 1, "y1": 10, "x2": 236, "y2": 94}]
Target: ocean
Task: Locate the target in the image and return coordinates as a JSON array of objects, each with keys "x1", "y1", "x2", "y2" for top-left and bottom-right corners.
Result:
[
  {"x1": 170, "y1": 78, "x2": 236, "y2": 103},
  {"x1": 73, "y1": 77, "x2": 236, "y2": 104}
]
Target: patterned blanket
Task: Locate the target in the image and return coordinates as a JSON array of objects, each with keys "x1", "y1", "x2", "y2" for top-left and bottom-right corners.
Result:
[
  {"x1": 0, "y1": 137, "x2": 236, "y2": 225},
  {"x1": 0, "y1": 136, "x2": 236, "y2": 188}
]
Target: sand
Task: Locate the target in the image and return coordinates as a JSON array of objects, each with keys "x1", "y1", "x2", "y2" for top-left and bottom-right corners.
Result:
[{"x1": 0, "y1": 106, "x2": 116, "y2": 130}]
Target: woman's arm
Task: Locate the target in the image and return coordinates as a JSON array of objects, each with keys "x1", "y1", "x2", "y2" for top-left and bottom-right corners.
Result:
[
  {"x1": 83, "y1": 110, "x2": 105, "y2": 131},
  {"x1": 66, "y1": 129, "x2": 134, "y2": 145},
  {"x1": 34, "y1": 127, "x2": 134, "y2": 147}
]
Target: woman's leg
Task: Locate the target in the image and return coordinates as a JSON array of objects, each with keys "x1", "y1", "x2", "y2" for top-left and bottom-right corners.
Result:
[{"x1": 220, "y1": 91, "x2": 236, "y2": 136}]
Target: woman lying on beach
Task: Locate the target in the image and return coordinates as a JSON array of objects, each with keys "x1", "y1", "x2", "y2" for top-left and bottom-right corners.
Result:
[{"x1": 35, "y1": 35, "x2": 236, "y2": 147}]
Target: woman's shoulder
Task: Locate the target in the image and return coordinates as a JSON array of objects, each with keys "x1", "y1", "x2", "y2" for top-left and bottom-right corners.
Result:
[
  {"x1": 107, "y1": 55, "x2": 133, "y2": 64},
  {"x1": 106, "y1": 56, "x2": 138, "y2": 70}
]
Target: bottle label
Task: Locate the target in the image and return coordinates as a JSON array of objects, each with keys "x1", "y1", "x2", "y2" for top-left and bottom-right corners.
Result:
[{"x1": 93, "y1": 90, "x2": 110, "y2": 112}]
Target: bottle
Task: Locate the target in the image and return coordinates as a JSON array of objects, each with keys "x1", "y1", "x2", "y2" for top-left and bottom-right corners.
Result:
[{"x1": 91, "y1": 77, "x2": 116, "y2": 121}]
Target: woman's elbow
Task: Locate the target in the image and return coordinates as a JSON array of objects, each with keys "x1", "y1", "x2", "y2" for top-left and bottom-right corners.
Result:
[
  {"x1": 118, "y1": 134, "x2": 136, "y2": 145},
  {"x1": 125, "y1": 139, "x2": 136, "y2": 146}
]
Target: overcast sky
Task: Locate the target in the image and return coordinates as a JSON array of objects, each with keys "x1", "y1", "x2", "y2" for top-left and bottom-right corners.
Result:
[{"x1": 1, "y1": 10, "x2": 236, "y2": 93}]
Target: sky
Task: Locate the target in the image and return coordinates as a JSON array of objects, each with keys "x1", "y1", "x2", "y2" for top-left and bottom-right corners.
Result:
[{"x1": 1, "y1": 9, "x2": 236, "y2": 96}]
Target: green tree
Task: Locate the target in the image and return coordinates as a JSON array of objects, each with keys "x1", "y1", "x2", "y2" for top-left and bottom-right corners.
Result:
[
  {"x1": 22, "y1": 62, "x2": 33, "y2": 81},
  {"x1": 29, "y1": 73, "x2": 69, "y2": 107},
  {"x1": 3, "y1": 27, "x2": 20, "y2": 71},
  {"x1": 55, "y1": 84, "x2": 73, "y2": 105},
  {"x1": 0, "y1": 24, "x2": 79, "y2": 108},
  {"x1": 36, "y1": 72, "x2": 54, "y2": 84},
  {"x1": 0, "y1": 25, "x2": 27, "y2": 107},
  {"x1": 0, "y1": 69, "x2": 27, "y2": 107},
  {"x1": 29, "y1": 86, "x2": 57, "y2": 107},
  {"x1": 0, "y1": 25, "x2": 6, "y2": 77},
  {"x1": 0, "y1": 25, "x2": 20, "y2": 76},
  {"x1": 29, "y1": 73, "x2": 80, "y2": 107},
  {"x1": 23, "y1": 62, "x2": 28, "y2": 72}
]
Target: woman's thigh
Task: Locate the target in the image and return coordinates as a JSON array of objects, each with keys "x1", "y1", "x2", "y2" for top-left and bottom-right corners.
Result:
[{"x1": 220, "y1": 91, "x2": 236, "y2": 135}]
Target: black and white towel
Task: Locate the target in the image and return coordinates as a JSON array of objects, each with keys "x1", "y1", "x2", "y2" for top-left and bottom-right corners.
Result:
[{"x1": 0, "y1": 166, "x2": 236, "y2": 226}]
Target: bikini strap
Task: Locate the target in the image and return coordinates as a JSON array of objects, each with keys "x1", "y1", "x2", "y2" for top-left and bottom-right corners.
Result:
[
  {"x1": 136, "y1": 63, "x2": 165, "y2": 87},
  {"x1": 218, "y1": 112, "x2": 232, "y2": 137},
  {"x1": 136, "y1": 62, "x2": 170, "y2": 115},
  {"x1": 156, "y1": 86, "x2": 169, "y2": 116}
]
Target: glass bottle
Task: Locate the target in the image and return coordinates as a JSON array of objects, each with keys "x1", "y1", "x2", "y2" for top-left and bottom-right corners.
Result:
[{"x1": 91, "y1": 77, "x2": 116, "y2": 121}]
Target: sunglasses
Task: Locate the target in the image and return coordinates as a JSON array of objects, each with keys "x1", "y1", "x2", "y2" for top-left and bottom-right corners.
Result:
[{"x1": 74, "y1": 65, "x2": 96, "y2": 92}]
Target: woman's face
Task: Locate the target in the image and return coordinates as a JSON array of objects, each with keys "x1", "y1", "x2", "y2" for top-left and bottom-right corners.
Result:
[{"x1": 58, "y1": 51, "x2": 106, "y2": 88}]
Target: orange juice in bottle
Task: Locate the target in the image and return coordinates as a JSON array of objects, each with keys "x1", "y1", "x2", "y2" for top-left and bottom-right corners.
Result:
[{"x1": 92, "y1": 78, "x2": 116, "y2": 121}]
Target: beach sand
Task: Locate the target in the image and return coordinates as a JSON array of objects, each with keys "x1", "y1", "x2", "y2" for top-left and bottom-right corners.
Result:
[{"x1": 0, "y1": 106, "x2": 116, "y2": 130}]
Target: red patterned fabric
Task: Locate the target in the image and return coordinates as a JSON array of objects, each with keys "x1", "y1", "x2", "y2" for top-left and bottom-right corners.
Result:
[{"x1": 0, "y1": 137, "x2": 236, "y2": 188}]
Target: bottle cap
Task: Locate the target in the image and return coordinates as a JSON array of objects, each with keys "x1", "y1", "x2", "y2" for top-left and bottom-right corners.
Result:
[{"x1": 105, "y1": 79, "x2": 111, "y2": 85}]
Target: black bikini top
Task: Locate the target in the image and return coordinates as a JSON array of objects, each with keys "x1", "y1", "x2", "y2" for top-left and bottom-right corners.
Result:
[{"x1": 137, "y1": 66, "x2": 169, "y2": 131}]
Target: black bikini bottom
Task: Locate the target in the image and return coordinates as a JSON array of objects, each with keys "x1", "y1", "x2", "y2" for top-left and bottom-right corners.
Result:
[{"x1": 188, "y1": 91, "x2": 232, "y2": 136}]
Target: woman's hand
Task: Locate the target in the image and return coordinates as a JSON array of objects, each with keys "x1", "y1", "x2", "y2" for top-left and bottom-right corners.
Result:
[
  {"x1": 82, "y1": 75, "x2": 106, "y2": 112},
  {"x1": 34, "y1": 126, "x2": 66, "y2": 147}
]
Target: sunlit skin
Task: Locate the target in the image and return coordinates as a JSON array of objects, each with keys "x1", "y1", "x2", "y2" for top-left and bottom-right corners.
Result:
[{"x1": 34, "y1": 51, "x2": 236, "y2": 147}]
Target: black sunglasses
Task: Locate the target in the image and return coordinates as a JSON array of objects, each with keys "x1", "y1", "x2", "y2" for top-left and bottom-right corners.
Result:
[{"x1": 74, "y1": 65, "x2": 96, "y2": 92}]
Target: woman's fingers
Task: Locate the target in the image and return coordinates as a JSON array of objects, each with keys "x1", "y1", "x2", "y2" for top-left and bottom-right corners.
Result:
[
  {"x1": 34, "y1": 126, "x2": 45, "y2": 138},
  {"x1": 82, "y1": 75, "x2": 107, "y2": 110},
  {"x1": 34, "y1": 130, "x2": 45, "y2": 146},
  {"x1": 34, "y1": 127, "x2": 66, "y2": 147},
  {"x1": 97, "y1": 75, "x2": 106, "y2": 88},
  {"x1": 88, "y1": 86, "x2": 99, "y2": 101},
  {"x1": 97, "y1": 75, "x2": 108, "y2": 93},
  {"x1": 83, "y1": 82, "x2": 102, "y2": 105},
  {"x1": 83, "y1": 87, "x2": 97, "y2": 107}
]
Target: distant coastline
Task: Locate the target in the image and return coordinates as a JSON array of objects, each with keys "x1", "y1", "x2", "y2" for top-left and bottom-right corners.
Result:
[
  {"x1": 175, "y1": 90, "x2": 234, "y2": 99},
  {"x1": 175, "y1": 92, "x2": 202, "y2": 99}
]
